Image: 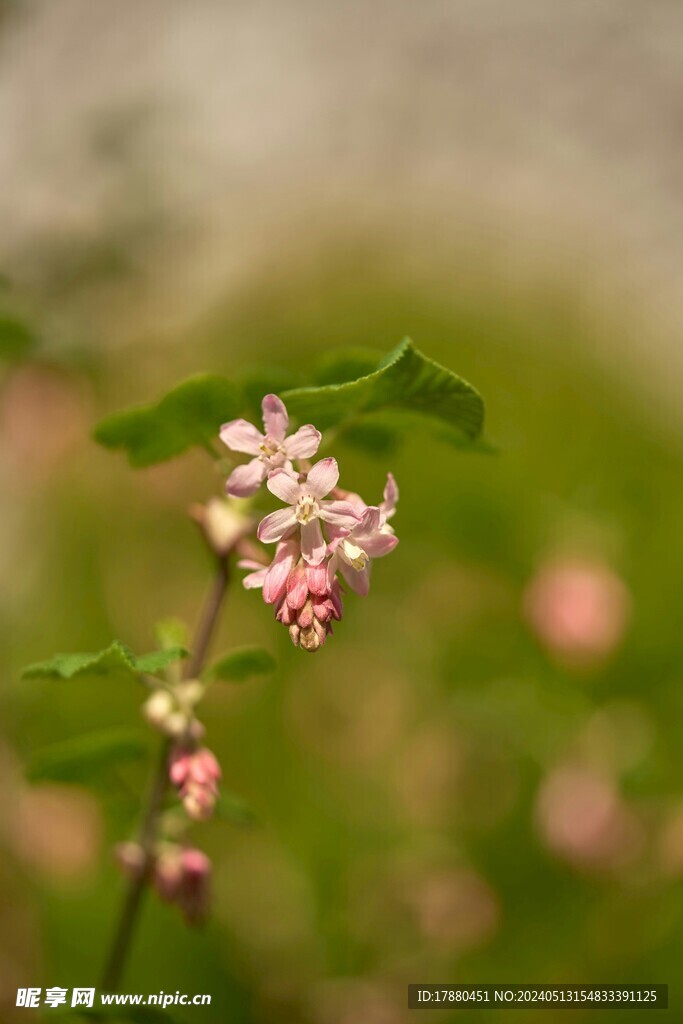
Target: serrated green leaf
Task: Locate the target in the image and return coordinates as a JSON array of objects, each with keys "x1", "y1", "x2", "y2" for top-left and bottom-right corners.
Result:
[
  {"x1": 215, "y1": 790, "x2": 257, "y2": 826},
  {"x1": 26, "y1": 729, "x2": 148, "y2": 783},
  {"x1": 93, "y1": 374, "x2": 240, "y2": 467},
  {"x1": 312, "y1": 347, "x2": 384, "y2": 386},
  {"x1": 22, "y1": 641, "x2": 138, "y2": 680},
  {"x1": 22, "y1": 640, "x2": 187, "y2": 683},
  {"x1": 134, "y1": 646, "x2": 188, "y2": 675},
  {"x1": 282, "y1": 338, "x2": 484, "y2": 442},
  {"x1": 205, "y1": 646, "x2": 276, "y2": 683},
  {"x1": 0, "y1": 314, "x2": 36, "y2": 361},
  {"x1": 238, "y1": 366, "x2": 301, "y2": 421}
]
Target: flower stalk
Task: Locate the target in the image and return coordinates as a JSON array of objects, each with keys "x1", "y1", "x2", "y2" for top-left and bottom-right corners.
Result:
[{"x1": 100, "y1": 556, "x2": 230, "y2": 992}]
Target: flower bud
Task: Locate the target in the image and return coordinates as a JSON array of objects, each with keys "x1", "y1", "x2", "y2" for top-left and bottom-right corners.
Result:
[
  {"x1": 271, "y1": 556, "x2": 342, "y2": 652},
  {"x1": 178, "y1": 848, "x2": 211, "y2": 926},
  {"x1": 190, "y1": 497, "x2": 253, "y2": 557},
  {"x1": 169, "y1": 745, "x2": 221, "y2": 821},
  {"x1": 143, "y1": 681, "x2": 205, "y2": 741},
  {"x1": 143, "y1": 689, "x2": 175, "y2": 730},
  {"x1": 153, "y1": 845, "x2": 183, "y2": 903}
]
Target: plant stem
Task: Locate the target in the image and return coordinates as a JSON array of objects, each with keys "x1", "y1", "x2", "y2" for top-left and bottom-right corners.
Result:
[{"x1": 99, "y1": 556, "x2": 230, "y2": 992}]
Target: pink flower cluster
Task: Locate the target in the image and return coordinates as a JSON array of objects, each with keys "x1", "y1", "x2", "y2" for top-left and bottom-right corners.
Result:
[
  {"x1": 220, "y1": 395, "x2": 399, "y2": 651},
  {"x1": 115, "y1": 841, "x2": 211, "y2": 926},
  {"x1": 169, "y1": 745, "x2": 221, "y2": 821}
]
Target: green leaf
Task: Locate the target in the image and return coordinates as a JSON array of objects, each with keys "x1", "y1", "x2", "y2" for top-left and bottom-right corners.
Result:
[
  {"x1": 0, "y1": 314, "x2": 36, "y2": 361},
  {"x1": 239, "y1": 366, "x2": 301, "y2": 421},
  {"x1": 93, "y1": 374, "x2": 240, "y2": 467},
  {"x1": 26, "y1": 729, "x2": 148, "y2": 783},
  {"x1": 341, "y1": 420, "x2": 400, "y2": 457},
  {"x1": 205, "y1": 646, "x2": 276, "y2": 683},
  {"x1": 282, "y1": 338, "x2": 484, "y2": 442},
  {"x1": 22, "y1": 640, "x2": 187, "y2": 682},
  {"x1": 215, "y1": 790, "x2": 257, "y2": 826},
  {"x1": 134, "y1": 646, "x2": 188, "y2": 676},
  {"x1": 312, "y1": 347, "x2": 384, "y2": 386},
  {"x1": 22, "y1": 641, "x2": 138, "y2": 680}
]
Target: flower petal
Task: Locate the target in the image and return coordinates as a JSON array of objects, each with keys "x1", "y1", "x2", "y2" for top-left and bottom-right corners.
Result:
[
  {"x1": 267, "y1": 469, "x2": 302, "y2": 504},
  {"x1": 356, "y1": 506, "x2": 382, "y2": 537},
  {"x1": 300, "y1": 518, "x2": 326, "y2": 565},
  {"x1": 220, "y1": 419, "x2": 264, "y2": 455},
  {"x1": 286, "y1": 564, "x2": 308, "y2": 609},
  {"x1": 263, "y1": 542, "x2": 297, "y2": 604},
  {"x1": 285, "y1": 424, "x2": 322, "y2": 459},
  {"x1": 238, "y1": 560, "x2": 268, "y2": 591},
  {"x1": 362, "y1": 532, "x2": 398, "y2": 558},
  {"x1": 381, "y1": 472, "x2": 399, "y2": 518},
  {"x1": 340, "y1": 560, "x2": 371, "y2": 596},
  {"x1": 318, "y1": 500, "x2": 361, "y2": 529},
  {"x1": 257, "y1": 507, "x2": 297, "y2": 544},
  {"x1": 306, "y1": 457, "x2": 339, "y2": 499},
  {"x1": 261, "y1": 394, "x2": 289, "y2": 441},
  {"x1": 306, "y1": 562, "x2": 329, "y2": 597},
  {"x1": 226, "y1": 459, "x2": 268, "y2": 497}
]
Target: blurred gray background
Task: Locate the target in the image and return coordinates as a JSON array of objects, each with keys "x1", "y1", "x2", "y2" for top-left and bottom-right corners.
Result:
[{"x1": 1, "y1": 0, "x2": 682, "y2": 417}]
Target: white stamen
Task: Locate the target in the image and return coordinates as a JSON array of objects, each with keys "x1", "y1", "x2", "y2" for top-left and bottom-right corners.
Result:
[
  {"x1": 295, "y1": 494, "x2": 319, "y2": 524},
  {"x1": 341, "y1": 539, "x2": 368, "y2": 571}
]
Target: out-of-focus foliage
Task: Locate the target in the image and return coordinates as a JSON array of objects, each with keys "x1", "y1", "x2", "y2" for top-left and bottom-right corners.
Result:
[
  {"x1": 93, "y1": 340, "x2": 484, "y2": 471},
  {"x1": 4, "y1": 251, "x2": 683, "y2": 1024},
  {"x1": 23, "y1": 642, "x2": 188, "y2": 682},
  {"x1": 205, "y1": 648, "x2": 276, "y2": 684}
]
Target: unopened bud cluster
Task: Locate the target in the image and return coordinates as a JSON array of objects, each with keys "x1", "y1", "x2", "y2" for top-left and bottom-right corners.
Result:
[
  {"x1": 220, "y1": 394, "x2": 399, "y2": 651},
  {"x1": 115, "y1": 841, "x2": 211, "y2": 926}
]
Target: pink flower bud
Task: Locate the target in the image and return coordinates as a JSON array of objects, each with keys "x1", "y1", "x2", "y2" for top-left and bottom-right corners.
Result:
[
  {"x1": 169, "y1": 745, "x2": 221, "y2": 821},
  {"x1": 152, "y1": 845, "x2": 211, "y2": 926},
  {"x1": 265, "y1": 545, "x2": 344, "y2": 652},
  {"x1": 178, "y1": 848, "x2": 211, "y2": 926}
]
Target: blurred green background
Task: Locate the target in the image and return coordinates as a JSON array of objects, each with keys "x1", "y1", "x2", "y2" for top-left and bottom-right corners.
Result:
[{"x1": 3, "y1": 3, "x2": 683, "y2": 1022}]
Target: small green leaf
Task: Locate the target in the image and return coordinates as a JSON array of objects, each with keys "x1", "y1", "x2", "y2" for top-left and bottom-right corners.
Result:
[
  {"x1": 282, "y1": 338, "x2": 484, "y2": 443},
  {"x1": 93, "y1": 374, "x2": 240, "y2": 467},
  {"x1": 22, "y1": 640, "x2": 186, "y2": 683},
  {"x1": 0, "y1": 315, "x2": 36, "y2": 361},
  {"x1": 205, "y1": 646, "x2": 276, "y2": 683},
  {"x1": 26, "y1": 729, "x2": 148, "y2": 783},
  {"x1": 215, "y1": 790, "x2": 257, "y2": 826},
  {"x1": 22, "y1": 641, "x2": 137, "y2": 680},
  {"x1": 134, "y1": 646, "x2": 188, "y2": 676}
]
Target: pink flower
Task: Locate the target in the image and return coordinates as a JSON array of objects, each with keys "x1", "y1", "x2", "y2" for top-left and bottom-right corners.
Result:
[
  {"x1": 220, "y1": 394, "x2": 321, "y2": 498},
  {"x1": 327, "y1": 474, "x2": 399, "y2": 595},
  {"x1": 169, "y1": 745, "x2": 221, "y2": 821},
  {"x1": 257, "y1": 458, "x2": 359, "y2": 565}
]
